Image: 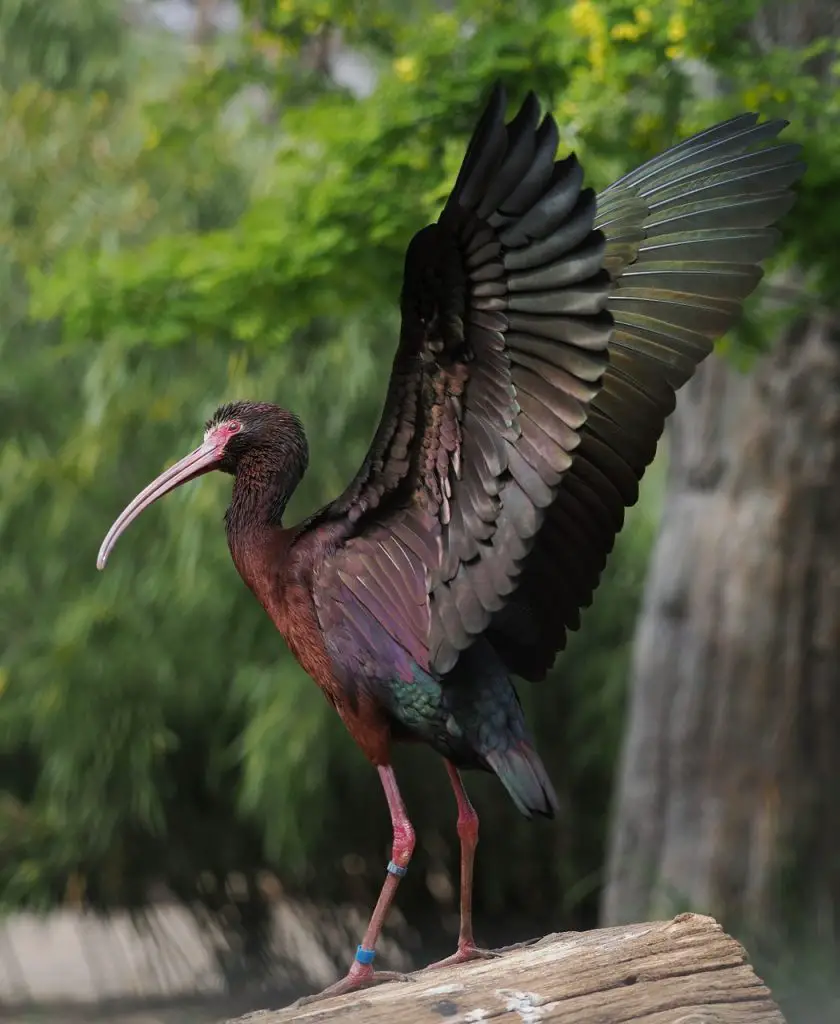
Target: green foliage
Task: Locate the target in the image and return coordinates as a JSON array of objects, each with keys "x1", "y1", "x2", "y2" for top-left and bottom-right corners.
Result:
[
  {"x1": 29, "y1": 0, "x2": 840, "y2": 349},
  {"x1": 0, "y1": 0, "x2": 837, "y2": 980},
  {"x1": 0, "y1": 0, "x2": 129, "y2": 92}
]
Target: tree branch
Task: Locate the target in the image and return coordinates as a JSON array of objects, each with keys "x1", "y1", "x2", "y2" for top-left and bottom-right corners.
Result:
[{"x1": 223, "y1": 913, "x2": 785, "y2": 1024}]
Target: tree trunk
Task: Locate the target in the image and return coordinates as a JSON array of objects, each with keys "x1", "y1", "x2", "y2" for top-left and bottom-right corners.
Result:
[{"x1": 602, "y1": 313, "x2": 840, "y2": 948}]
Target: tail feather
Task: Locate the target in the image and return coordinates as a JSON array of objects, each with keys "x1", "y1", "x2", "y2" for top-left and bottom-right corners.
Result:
[{"x1": 486, "y1": 743, "x2": 559, "y2": 819}]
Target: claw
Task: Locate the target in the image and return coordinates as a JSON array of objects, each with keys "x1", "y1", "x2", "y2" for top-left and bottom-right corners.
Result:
[
  {"x1": 425, "y1": 943, "x2": 501, "y2": 970},
  {"x1": 290, "y1": 964, "x2": 413, "y2": 1008}
]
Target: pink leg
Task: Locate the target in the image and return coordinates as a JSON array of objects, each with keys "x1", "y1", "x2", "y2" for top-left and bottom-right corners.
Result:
[
  {"x1": 425, "y1": 762, "x2": 499, "y2": 969},
  {"x1": 292, "y1": 765, "x2": 415, "y2": 1006}
]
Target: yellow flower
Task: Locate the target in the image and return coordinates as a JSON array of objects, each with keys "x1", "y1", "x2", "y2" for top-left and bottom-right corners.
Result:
[
  {"x1": 570, "y1": 0, "x2": 598, "y2": 37},
  {"x1": 611, "y1": 22, "x2": 642, "y2": 41},
  {"x1": 665, "y1": 44, "x2": 684, "y2": 60},
  {"x1": 742, "y1": 82, "x2": 773, "y2": 109},
  {"x1": 635, "y1": 6, "x2": 653, "y2": 27},
  {"x1": 393, "y1": 55, "x2": 418, "y2": 82},
  {"x1": 569, "y1": 0, "x2": 608, "y2": 79},
  {"x1": 635, "y1": 111, "x2": 660, "y2": 136},
  {"x1": 589, "y1": 37, "x2": 606, "y2": 79},
  {"x1": 667, "y1": 12, "x2": 687, "y2": 43}
]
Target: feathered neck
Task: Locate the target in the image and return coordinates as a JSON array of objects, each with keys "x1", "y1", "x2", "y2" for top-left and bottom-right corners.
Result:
[{"x1": 225, "y1": 425, "x2": 309, "y2": 538}]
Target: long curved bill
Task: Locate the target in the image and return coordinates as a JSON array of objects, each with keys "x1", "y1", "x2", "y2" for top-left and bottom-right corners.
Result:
[{"x1": 96, "y1": 439, "x2": 222, "y2": 570}]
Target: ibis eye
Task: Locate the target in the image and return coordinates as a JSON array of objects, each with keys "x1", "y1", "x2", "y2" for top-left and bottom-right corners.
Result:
[{"x1": 226, "y1": 421, "x2": 242, "y2": 434}]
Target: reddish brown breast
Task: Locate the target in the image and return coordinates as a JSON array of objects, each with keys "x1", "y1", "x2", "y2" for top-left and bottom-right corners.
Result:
[{"x1": 231, "y1": 525, "x2": 393, "y2": 766}]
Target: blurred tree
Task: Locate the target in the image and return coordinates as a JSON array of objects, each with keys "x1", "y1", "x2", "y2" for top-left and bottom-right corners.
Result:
[
  {"x1": 0, "y1": 0, "x2": 280, "y2": 929},
  {"x1": 602, "y1": 0, "x2": 840, "y2": 985},
  {"x1": 1, "y1": 0, "x2": 837, "y2": 998},
  {"x1": 0, "y1": 0, "x2": 128, "y2": 92},
  {"x1": 603, "y1": 320, "x2": 840, "y2": 934}
]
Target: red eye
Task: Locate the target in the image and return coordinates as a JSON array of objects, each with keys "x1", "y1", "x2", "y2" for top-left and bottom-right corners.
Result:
[{"x1": 226, "y1": 421, "x2": 242, "y2": 434}]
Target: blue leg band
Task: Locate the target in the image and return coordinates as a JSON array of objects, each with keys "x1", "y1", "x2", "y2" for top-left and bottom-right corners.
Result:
[
  {"x1": 355, "y1": 945, "x2": 376, "y2": 965},
  {"x1": 387, "y1": 860, "x2": 408, "y2": 877}
]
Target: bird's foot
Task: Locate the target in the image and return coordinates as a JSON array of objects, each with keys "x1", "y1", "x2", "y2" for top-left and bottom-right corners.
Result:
[
  {"x1": 424, "y1": 942, "x2": 502, "y2": 970},
  {"x1": 290, "y1": 963, "x2": 413, "y2": 1009}
]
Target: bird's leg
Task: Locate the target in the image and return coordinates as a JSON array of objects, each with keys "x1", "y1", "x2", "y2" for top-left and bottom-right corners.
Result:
[
  {"x1": 425, "y1": 762, "x2": 500, "y2": 969},
  {"x1": 291, "y1": 764, "x2": 415, "y2": 1006}
]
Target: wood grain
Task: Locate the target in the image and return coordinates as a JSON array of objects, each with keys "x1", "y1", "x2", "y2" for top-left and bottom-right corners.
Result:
[{"x1": 221, "y1": 913, "x2": 785, "y2": 1024}]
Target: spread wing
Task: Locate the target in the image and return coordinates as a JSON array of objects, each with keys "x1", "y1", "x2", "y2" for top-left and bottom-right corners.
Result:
[
  {"x1": 486, "y1": 112, "x2": 805, "y2": 680},
  {"x1": 313, "y1": 83, "x2": 613, "y2": 677},
  {"x1": 312, "y1": 86, "x2": 804, "y2": 685}
]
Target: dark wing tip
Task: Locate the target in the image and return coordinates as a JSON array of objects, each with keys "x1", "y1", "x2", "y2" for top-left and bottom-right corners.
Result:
[
  {"x1": 520, "y1": 89, "x2": 541, "y2": 115},
  {"x1": 488, "y1": 108, "x2": 805, "y2": 682},
  {"x1": 751, "y1": 114, "x2": 791, "y2": 132},
  {"x1": 479, "y1": 80, "x2": 508, "y2": 131},
  {"x1": 488, "y1": 79, "x2": 507, "y2": 105}
]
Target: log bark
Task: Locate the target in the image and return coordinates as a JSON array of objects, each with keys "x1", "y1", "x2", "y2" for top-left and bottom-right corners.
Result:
[
  {"x1": 223, "y1": 913, "x2": 784, "y2": 1024},
  {"x1": 602, "y1": 314, "x2": 840, "y2": 938}
]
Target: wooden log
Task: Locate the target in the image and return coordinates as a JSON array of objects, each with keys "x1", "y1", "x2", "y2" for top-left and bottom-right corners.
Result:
[{"x1": 223, "y1": 912, "x2": 785, "y2": 1024}]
